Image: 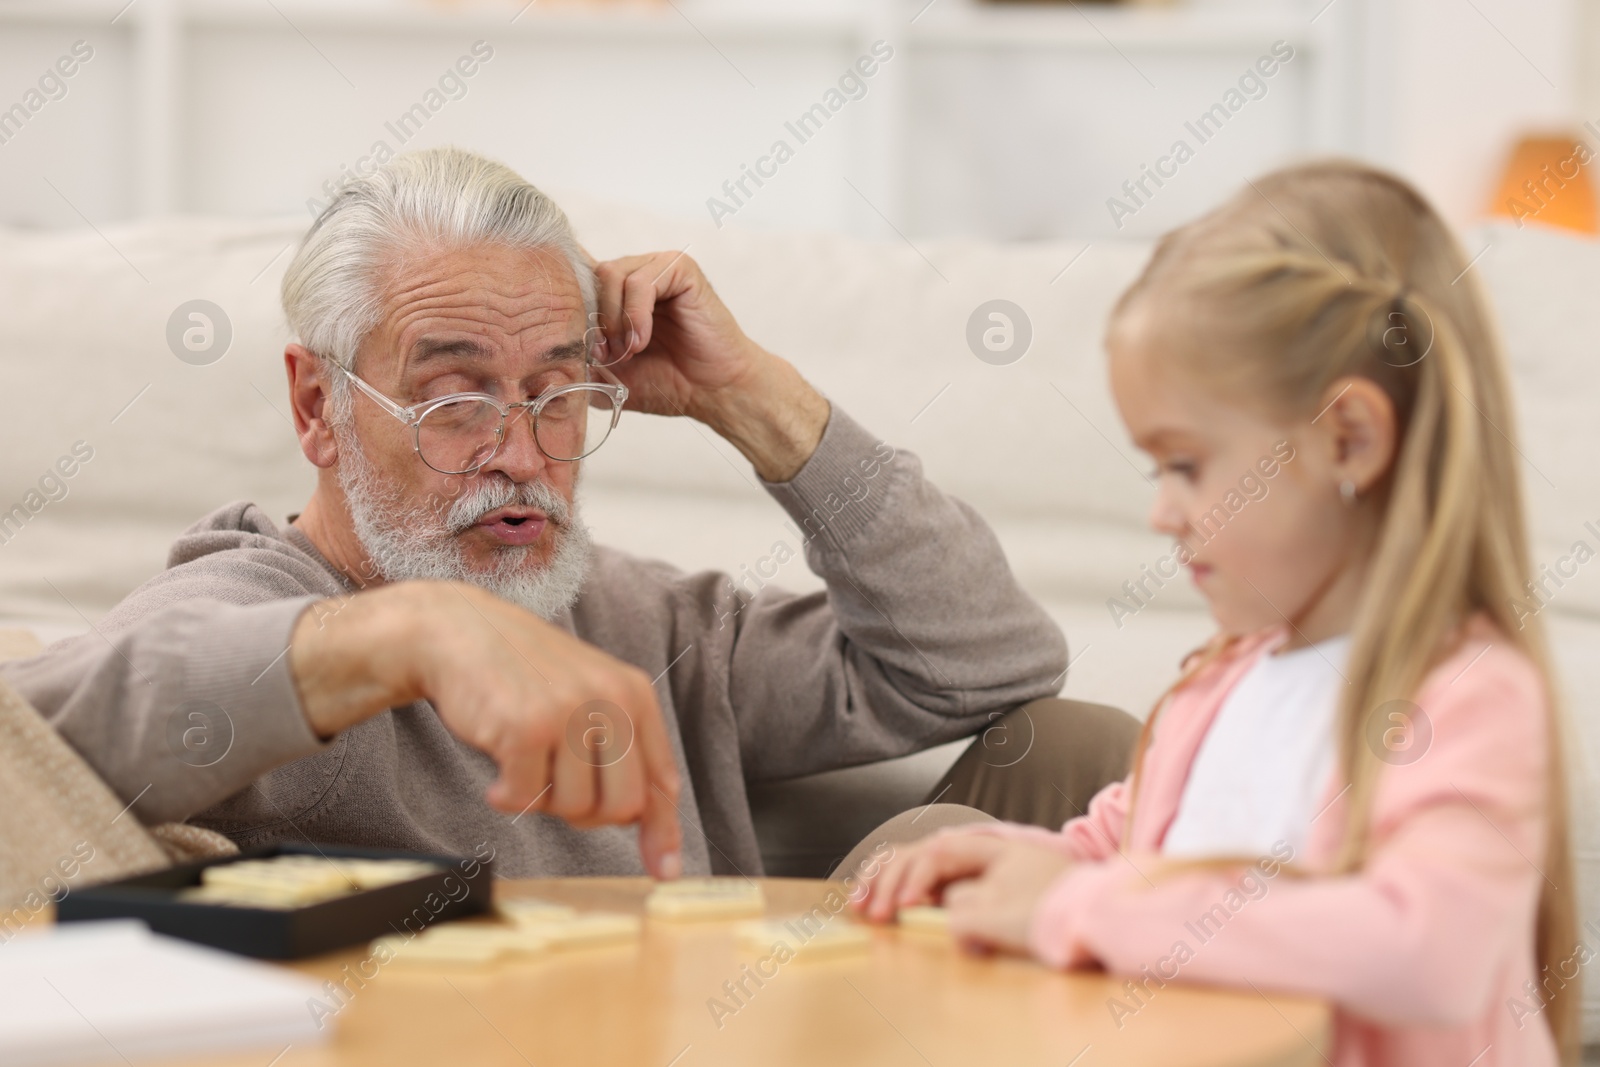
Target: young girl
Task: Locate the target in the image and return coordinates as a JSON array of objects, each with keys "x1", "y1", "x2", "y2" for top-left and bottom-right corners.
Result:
[{"x1": 854, "y1": 161, "x2": 1578, "y2": 1066}]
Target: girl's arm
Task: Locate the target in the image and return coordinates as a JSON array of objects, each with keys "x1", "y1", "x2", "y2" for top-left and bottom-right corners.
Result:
[
  {"x1": 957, "y1": 777, "x2": 1134, "y2": 863},
  {"x1": 1025, "y1": 647, "x2": 1548, "y2": 1026},
  {"x1": 855, "y1": 777, "x2": 1135, "y2": 921}
]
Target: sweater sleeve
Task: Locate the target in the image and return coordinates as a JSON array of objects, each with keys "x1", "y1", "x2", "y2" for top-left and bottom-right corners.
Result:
[
  {"x1": 959, "y1": 778, "x2": 1133, "y2": 862},
  {"x1": 1, "y1": 520, "x2": 334, "y2": 825},
  {"x1": 1024, "y1": 645, "x2": 1549, "y2": 1027},
  {"x1": 726, "y1": 405, "x2": 1069, "y2": 781}
]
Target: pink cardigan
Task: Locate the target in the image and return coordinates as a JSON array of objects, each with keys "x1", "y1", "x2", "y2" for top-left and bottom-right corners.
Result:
[{"x1": 969, "y1": 616, "x2": 1558, "y2": 1066}]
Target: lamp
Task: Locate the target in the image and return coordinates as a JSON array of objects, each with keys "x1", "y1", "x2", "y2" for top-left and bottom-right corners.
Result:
[{"x1": 1486, "y1": 133, "x2": 1598, "y2": 234}]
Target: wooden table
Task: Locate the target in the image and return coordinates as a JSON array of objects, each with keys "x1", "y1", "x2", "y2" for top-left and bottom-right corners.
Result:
[{"x1": 142, "y1": 878, "x2": 1329, "y2": 1067}]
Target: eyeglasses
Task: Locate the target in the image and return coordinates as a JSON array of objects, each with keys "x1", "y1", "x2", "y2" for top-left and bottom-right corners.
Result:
[{"x1": 331, "y1": 358, "x2": 627, "y2": 475}]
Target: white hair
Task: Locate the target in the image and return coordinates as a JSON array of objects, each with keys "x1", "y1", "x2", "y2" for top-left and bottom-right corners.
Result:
[{"x1": 281, "y1": 146, "x2": 595, "y2": 377}]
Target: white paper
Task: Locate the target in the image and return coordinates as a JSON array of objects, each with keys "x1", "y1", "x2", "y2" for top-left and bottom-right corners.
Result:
[{"x1": 0, "y1": 920, "x2": 330, "y2": 1066}]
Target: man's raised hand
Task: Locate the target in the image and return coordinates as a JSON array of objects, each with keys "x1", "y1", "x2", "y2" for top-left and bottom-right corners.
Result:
[{"x1": 589, "y1": 250, "x2": 830, "y2": 483}]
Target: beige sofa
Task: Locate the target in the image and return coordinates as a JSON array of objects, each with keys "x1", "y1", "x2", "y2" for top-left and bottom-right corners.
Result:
[{"x1": 3, "y1": 195, "x2": 1598, "y2": 1032}]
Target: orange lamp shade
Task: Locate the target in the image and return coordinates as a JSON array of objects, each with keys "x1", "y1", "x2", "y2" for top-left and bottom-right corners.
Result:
[{"x1": 1487, "y1": 134, "x2": 1598, "y2": 234}]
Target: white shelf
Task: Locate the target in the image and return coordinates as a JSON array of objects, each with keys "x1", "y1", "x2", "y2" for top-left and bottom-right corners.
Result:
[
  {"x1": 0, "y1": 0, "x2": 1362, "y2": 236},
  {"x1": 0, "y1": 0, "x2": 860, "y2": 41},
  {"x1": 189, "y1": 3, "x2": 861, "y2": 43},
  {"x1": 910, "y1": 6, "x2": 1316, "y2": 51},
  {"x1": 0, "y1": 0, "x2": 1317, "y2": 49}
]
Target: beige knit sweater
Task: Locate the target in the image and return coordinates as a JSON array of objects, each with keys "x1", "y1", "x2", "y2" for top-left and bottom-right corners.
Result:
[
  {"x1": 3, "y1": 408, "x2": 1067, "y2": 878},
  {"x1": 0, "y1": 667, "x2": 237, "y2": 919}
]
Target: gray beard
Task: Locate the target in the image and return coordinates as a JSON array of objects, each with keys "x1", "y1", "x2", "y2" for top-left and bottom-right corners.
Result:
[{"x1": 334, "y1": 427, "x2": 593, "y2": 622}]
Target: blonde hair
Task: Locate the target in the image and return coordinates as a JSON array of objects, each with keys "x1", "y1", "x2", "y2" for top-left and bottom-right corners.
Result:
[{"x1": 1109, "y1": 160, "x2": 1577, "y2": 1060}]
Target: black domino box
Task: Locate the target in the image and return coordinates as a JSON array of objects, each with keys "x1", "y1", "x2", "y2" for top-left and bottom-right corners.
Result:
[{"x1": 55, "y1": 843, "x2": 493, "y2": 959}]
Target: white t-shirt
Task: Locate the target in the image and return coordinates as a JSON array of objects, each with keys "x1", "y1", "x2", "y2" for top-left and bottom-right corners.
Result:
[{"x1": 1161, "y1": 633, "x2": 1352, "y2": 859}]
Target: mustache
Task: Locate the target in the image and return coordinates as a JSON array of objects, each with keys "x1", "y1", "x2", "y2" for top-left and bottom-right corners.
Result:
[{"x1": 440, "y1": 477, "x2": 571, "y2": 534}]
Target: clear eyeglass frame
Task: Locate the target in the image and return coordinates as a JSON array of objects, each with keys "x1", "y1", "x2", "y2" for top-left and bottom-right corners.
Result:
[{"x1": 330, "y1": 357, "x2": 628, "y2": 475}]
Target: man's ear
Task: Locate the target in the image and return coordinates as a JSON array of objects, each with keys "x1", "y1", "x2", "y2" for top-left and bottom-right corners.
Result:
[
  {"x1": 285, "y1": 343, "x2": 340, "y2": 469},
  {"x1": 1316, "y1": 375, "x2": 1398, "y2": 496}
]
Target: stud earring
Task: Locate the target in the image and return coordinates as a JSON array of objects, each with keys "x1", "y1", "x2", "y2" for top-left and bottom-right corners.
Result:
[{"x1": 1339, "y1": 479, "x2": 1357, "y2": 505}]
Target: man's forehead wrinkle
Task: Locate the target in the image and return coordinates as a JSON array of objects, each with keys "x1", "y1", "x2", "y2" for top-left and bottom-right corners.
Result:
[
  {"x1": 383, "y1": 272, "x2": 578, "y2": 315},
  {"x1": 366, "y1": 247, "x2": 585, "y2": 376},
  {"x1": 388, "y1": 299, "x2": 580, "y2": 353},
  {"x1": 379, "y1": 271, "x2": 577, "y2": 323},
  {"x1": 389, "y1": 290, "x2": 578, "y2": 330},
  {"x1": 377, "y1": 242, "x2": 578, "y2": 303}
]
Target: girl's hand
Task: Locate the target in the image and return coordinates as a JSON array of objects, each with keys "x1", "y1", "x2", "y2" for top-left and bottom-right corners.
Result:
[
  {"x1": 851, "y1": 832, "x2": 1009, "y2": 923},
  {"x1": 943, "y1": 842, "x2": 1074, "y2": 956}
]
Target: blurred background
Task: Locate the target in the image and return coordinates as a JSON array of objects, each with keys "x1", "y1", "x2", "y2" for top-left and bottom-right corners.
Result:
[
  {"x1": 0, "y1": 0, "x2": 1588, "y2": 240},
  {"x1": 9, "y1": 1, "x2": 1600, "y2": 1017}
]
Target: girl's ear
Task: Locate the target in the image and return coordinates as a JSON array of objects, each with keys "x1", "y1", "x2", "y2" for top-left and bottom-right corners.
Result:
[{"x1": 1316, "y1": 375, "x2": 1398, "y2": 496}]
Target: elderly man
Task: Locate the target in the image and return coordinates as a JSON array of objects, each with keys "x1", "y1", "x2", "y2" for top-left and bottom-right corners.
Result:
[{"x1": 5, "y1": 148, "x2": 1136, "y2": 880}]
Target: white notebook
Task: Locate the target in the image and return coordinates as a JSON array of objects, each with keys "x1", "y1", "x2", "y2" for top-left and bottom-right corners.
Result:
[{"x1": 0, "y1": 920, "x2": 329, "y2": 1066}]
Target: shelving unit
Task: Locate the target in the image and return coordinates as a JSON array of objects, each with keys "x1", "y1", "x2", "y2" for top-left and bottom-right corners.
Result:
[{"x1": 0, "y1": 0, "x2": 1368, "y2": 237}]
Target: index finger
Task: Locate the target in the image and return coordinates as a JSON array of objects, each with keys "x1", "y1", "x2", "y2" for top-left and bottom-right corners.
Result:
[
  {"x1": 628, "y1": 681, "x2": 683, "y2": 878},
  {"x1": 642, "y1": 779, "x2": 684, "y2": 881},
  {"x1": 593, "y1": 253, "x2": 657, "y2": 363}
]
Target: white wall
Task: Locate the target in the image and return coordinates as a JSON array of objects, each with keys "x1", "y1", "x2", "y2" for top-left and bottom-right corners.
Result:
[{"x1": 1365, "y1": 0, "x2": 1579, "y2": 225}]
